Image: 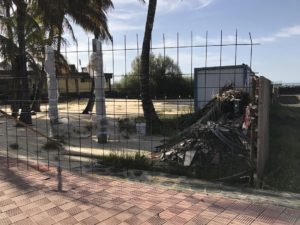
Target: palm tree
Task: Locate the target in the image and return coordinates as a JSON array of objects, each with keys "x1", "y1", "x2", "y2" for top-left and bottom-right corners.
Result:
[
  {"x1": 11, "y1": 0, "x2": 33, "y2": 124},
  {"x1": 1, "y1": 0, "x2": 113, "y2": 123},
  {"x1": 32, "y1": 0, "x2": 113, "y2": 115},
  {"x1": 82, "y1": 28, "x2": 103, "y2": 114},
  {"x1": 1, "y1": 0, "x2": 46, "y2": 117},
  {"x1": 140, "y1": 0, "x2": 161, "y2": 128},
  {"x1": 0, "y1": 0, "x2": 20, "y2": 117}
]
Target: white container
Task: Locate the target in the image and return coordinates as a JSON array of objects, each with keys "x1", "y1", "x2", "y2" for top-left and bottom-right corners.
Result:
[{"x1": 136, "y1": 123, "x2": 146, "y2": 136}]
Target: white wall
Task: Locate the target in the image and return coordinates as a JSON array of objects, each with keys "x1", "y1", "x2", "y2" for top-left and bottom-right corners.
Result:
[{"x1": 194, "y1": 66, "x2": 251, "y2": 110}]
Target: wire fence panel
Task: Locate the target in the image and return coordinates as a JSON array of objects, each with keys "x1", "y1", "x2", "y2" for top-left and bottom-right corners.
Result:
[{"x1": 0, "y1": 31, "x2": 258, "y2": 183}]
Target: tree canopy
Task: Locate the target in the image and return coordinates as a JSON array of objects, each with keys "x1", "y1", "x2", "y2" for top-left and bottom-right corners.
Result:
[{"x1": 116, "y1": 54, "x2": 193, "y2": 99}]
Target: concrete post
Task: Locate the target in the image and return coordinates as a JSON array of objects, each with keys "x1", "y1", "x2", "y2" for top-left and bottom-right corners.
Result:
[
  {"x1": 91, "y1": 39, "x2": 107, "y2": 143},
  {"x1": 45, "y1": 46, "x2": 59, "y2": 136}
]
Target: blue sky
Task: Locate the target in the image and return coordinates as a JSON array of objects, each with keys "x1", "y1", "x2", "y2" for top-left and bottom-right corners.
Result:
[{"x1": 66, "y1": 0, "x2": 300, "y2": 83}]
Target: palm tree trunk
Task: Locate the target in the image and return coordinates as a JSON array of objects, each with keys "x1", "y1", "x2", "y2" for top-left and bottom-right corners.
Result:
[
  {"x1": 82, "y1": 77, "x2": 95, "y2": 114},
  {"x1": 4, "y1": 1, "x2": 19, "y2": 117},
  {"x1": 14, "y1": 0, "x2": 32, "y2": 124},
  {"x1": 82, "y1": 32, "x2": 98, "y2": 114},
  {"x1": 31, "y1": 71, "x2": 46, "y2": 112},
  {"x1": 11, "y1": 58, "x2": 20, "y2": 118},
  {"x1": 140, "y1": 0, "x2": 161, "y2": 128}
]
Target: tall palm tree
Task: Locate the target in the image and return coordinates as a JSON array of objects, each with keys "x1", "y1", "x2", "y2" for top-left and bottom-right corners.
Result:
[
  {"x1": 12, "y1": 0, "x2": 33, "y2": 124},
  {"x1": 1, "y1": 0, "x2": 46, "y2": 117},
  {"x1": 33, "y1": 0, "x2": 113, "y2": 115},
  {"x1": 1, "y1": 0, "x2": 113, "y2": 123},
  {"x1": 82, "y1": 28, "x2": 102, "y2": 114},
  {"x1": 140, "y1": 0, "x2": 161, "y2": 128},
  {"x1": 0, "y1": 0, "x2": 19, "y2": 117}
]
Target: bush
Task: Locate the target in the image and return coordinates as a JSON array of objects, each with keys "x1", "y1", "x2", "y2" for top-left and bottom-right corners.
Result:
[{"x1": 114, "y1": 54, "x2": 193, "y2": 99}]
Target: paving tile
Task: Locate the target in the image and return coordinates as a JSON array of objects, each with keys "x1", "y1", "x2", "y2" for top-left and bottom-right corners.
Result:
[
  {"x1": 136, "y1": 211, "x2": 156, "y2": 222},
  {"x1": 146, "y1": 216, "x2": 166, "y2": 225},
  {"x1": 14, "y1": 218, "x2": 34, "y2": 225},
  {"x1": 80, "y1": 216, "x2": 99, "y2": 225},
  {"x1": 66, "y1": 206, "x2": 83, "y2": 216},
  {"x1": 94, "y1": 208, "x2": 118, "y2": 222},
  {"x1": 124, "y1": 216, "x2": 143, "y2": 225},
  {"x1": 0, "y1": 162, "x2": 298, "y2": 225},
  {"x1": 231, "y1": 214, "x2": 255, "y2": 225},
  {"x1": 191, "y1": 214, "x2": 211, "y2": 225},
  {"x1": 148, "y1": 205, "x2": 164, "y2": 214},
  {"x1": 73, "y1": 211, "x2": 91, "y2": 221},
  {"x1": 59, "y1": 216, "x2": 78, "y2": 225},
  {"x1": 0, "y1": 217, "x2": 12, "y2": 225},
  {"x1": 98, "y1": 217, "x2": 121, "y2": 225},
  {"x1": 169, "y1": 215, "x2": 188, "y2": 225},
  {"x1": 36, "y1": 216, "x2": 56, "y2": 225},
  {"x1": 115, "y1": 212, "x2": 134, "y2": 221},
  {"x1": 46, "y1": 206, "x2": 64, "y2": 216},
  {"x1": 5, "y1": 207, "x2": 22, "y2": 217},
  {"x1": 127, "y1": 206, "x2": 144, "y2": 215},
  {"x1": 52, "y1": 212, "x2": 70, "y2": 222}
]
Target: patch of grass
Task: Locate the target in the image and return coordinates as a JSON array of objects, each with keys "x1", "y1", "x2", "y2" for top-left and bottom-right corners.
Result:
[
  {"x1": 119, "y1": 118, "x2": 135, "y2": 134},
  {"x1": 42, "y1": 140, "x2": 61, "y2": 151},
  {"x1": 9, "y1": 143, "x2": 19, "y2": 150},
  {"x1": 98, "y1": 153, "x2": 152, "y2": 171},
  {"x1": 264, "y1": 103, "x2": 300, "y2": 193},
  {"x1": 150, "y1": 112, "x2": 202, "y2": 137}
]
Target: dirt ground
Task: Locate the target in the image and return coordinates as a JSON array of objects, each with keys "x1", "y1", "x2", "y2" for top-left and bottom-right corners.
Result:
[{"x1": 0, "y1": 99, "x2": 193, "y2": 170}]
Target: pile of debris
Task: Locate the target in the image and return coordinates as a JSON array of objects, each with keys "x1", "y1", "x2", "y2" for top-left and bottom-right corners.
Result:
[
  {"x1": 161, "y1": 122, "x2": 248, "y2": 167},
  {"x1": 160, "y1": 86, "x2": 251, "y2": 171}
]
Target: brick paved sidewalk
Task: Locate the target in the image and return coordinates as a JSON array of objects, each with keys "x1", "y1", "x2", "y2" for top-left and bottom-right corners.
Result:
[{"x1": 0, "y1": 163, "x2": 299, "y2": 225}]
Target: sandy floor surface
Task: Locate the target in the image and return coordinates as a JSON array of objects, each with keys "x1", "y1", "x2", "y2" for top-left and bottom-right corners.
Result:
[{"x1": 0, "y1": 99, "x2": 192, "y2": 170}]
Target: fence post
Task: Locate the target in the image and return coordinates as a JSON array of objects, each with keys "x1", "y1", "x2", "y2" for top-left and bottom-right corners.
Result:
[
  {"x1": 256, "y1": 76, "x2": 271, "y2": 187},
  {"x1": 45, "y1": 46, "x2": 59, "y2": 137},
  {"x1": 91, "y1": 39, "x2": 107, "y2": 143}
]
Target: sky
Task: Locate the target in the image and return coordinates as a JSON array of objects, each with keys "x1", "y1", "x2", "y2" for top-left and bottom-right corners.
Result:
[{"x1": 65, "y1": 0, "x2": 300, "y2": 83}]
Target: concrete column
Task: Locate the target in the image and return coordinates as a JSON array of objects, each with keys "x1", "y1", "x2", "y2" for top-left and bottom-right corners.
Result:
[
  {"x1": 91, "y1": 39, "x2": 107, "y2": 143},
  {"x1": 45, "y1": 46, "x2": 59, "y2": 136}
]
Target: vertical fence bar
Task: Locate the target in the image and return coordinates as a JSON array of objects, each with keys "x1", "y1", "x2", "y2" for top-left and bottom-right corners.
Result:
[
  {"x1": 219, "y1": 30, "x2": 223, "y2": 92},
  {"x1": 190, "y1": 31, "x2": 194, "y2": 113},
  {"x1": 204, "y1": 31, "x2": 208, "y2": 109},
  {"x1": 234, "y1": 29, "x2": 238, "y2": 88},
  {"x1": 5, "y1": 104, "x2": 9, "y2": 168},
  {"x1": 249, "y1": 32, "x2": 253, "y2": 69}
]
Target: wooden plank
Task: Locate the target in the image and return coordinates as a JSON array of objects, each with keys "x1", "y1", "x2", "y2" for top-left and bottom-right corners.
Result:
[{"x1": 256, "y1": 76, "x2": 271, "y2": 187}]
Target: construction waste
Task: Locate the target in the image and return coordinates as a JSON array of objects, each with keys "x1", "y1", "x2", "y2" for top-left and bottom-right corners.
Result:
[{"x1": 160, "y1": 86, "x2": 251, "y2": 172}]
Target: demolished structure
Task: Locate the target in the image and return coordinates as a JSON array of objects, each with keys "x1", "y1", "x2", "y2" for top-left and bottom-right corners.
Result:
[{"x1": 160, "y1": 85, "x2": 255, "y2": 181}]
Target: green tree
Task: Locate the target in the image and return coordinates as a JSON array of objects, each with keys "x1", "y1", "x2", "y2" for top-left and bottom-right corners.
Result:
[
  {"x1": 116, "y1": 54, "x2": 192, "y2": 98},
  {"x1": 1, "y1": 0, "x2": 113, "y2": 121},
  {"x1": 140, "y1": 0, "x2": 160, "y2": 128}
]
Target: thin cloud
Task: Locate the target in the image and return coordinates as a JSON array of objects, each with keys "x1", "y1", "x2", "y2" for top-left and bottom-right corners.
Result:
[
  {"x1": 252, "y1": 25, "x2": 300, "y2": 43},
  {"x1": 196, "y1": 0, "x2": 215, "y2": 9},
  {"x1": 109, "y1": 21, "x2": 143, "y2": 32},
  {"x1": 158, "y1": 0, "x2": 215, "y2": 13},
  {"x1": 276, "y1": 25, "x2": 300, "y2": 38},
  {"x1": 109, "y1": 9, "x2": 143, "y2": 21}
]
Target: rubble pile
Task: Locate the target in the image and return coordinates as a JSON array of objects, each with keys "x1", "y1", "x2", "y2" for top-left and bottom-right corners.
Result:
[
  {"x1": 161, "y1": 122, "x2": 248, "y2": 167},
  {"x1": 160, "y1": 87, "x2": 250, "y2": 172}
]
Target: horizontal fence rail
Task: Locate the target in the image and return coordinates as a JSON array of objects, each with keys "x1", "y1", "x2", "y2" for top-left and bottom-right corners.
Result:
[{"x1": 0, "y1": 31, "x2": 259, "y2": 185}]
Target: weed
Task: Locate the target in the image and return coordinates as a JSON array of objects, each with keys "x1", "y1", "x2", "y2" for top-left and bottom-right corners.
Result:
[
  {"x1": 119, "y1": 118, "x2": 135, "y2": 134},
  {"x1": 10, "y1": 143, "x2": 19, "y2": 150},
  {"x1": 42, "y1": 140, "x2": 61, "y2": 151},
  {"x1": 98, "y1": 152, "x2": 152, "y2": 171},
  {"x1": 264, "y1": 103, "x2": 300, "y2": 193}
]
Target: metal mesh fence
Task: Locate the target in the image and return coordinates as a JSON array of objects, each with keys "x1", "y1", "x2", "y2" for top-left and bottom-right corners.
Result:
[{"x1": 0, "y1": 31, "x2": 258, "y2": 182}]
